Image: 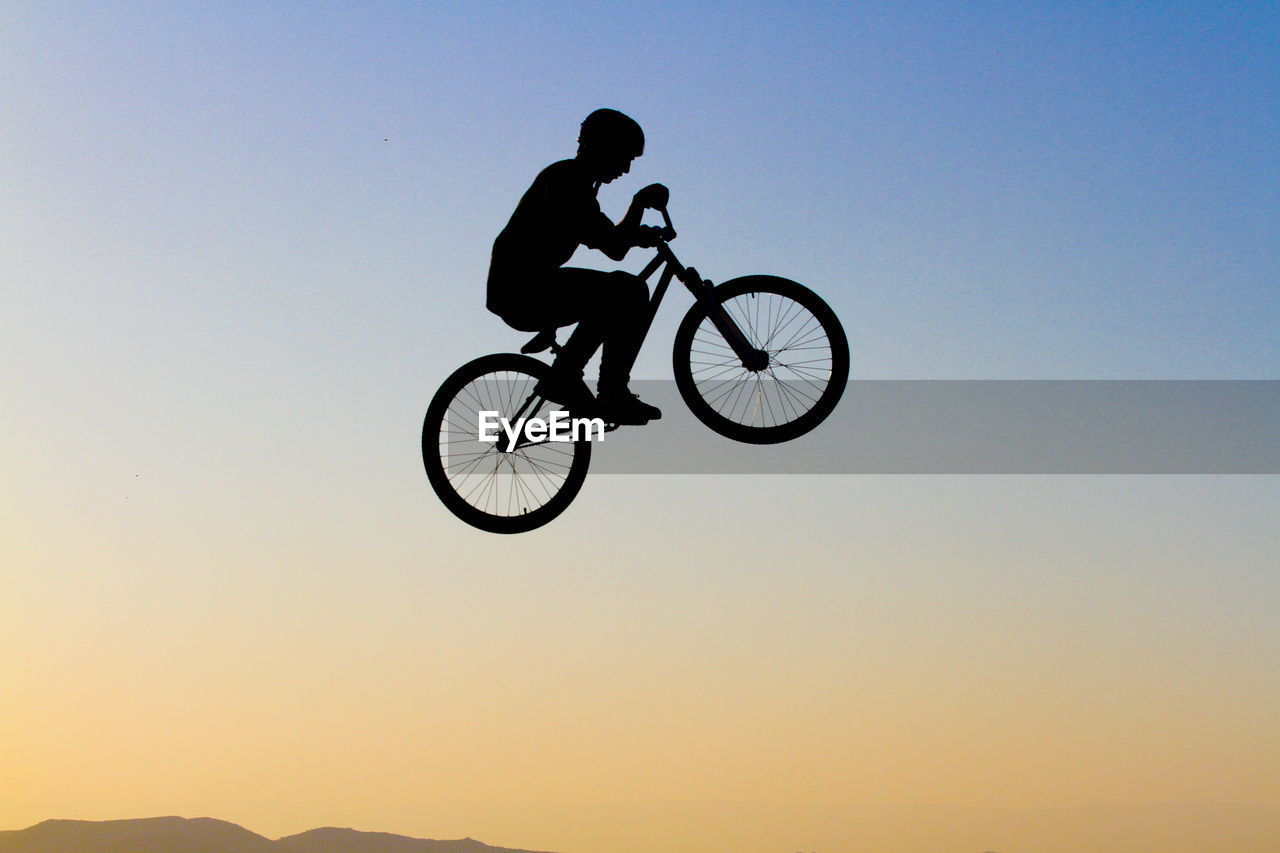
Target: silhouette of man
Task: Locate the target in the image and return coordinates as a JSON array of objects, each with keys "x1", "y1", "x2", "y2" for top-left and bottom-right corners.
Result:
[{"x1": 487, "y1": 108, "x2": 667, "y2": 424}]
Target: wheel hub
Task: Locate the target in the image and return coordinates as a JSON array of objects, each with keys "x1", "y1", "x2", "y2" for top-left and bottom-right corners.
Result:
[{"x1": 741, "y1": 348, "x2": 770, "y2": 372}]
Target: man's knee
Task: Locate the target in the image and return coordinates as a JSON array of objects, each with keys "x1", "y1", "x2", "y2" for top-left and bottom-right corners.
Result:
[{"x1": 609, "y1": 271, "x2": 649, "y2": 310}]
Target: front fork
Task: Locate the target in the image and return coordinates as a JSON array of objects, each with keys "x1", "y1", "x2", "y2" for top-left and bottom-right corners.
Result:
[{"x1": 645, "y1": 240, "x2": 769, "y2": 372}]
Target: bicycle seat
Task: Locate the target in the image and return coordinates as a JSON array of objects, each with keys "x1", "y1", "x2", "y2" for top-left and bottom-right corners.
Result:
[{"x1": 520, "y1": 328, "x2": 560, "y2": 355}]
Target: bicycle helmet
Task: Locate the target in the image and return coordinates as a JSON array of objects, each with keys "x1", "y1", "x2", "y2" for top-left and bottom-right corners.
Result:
[{"x1": 578, "y1": 108, "x2": 644, "y2": 157}]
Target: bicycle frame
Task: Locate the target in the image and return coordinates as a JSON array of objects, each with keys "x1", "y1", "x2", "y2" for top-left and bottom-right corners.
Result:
[{"x1": 633, "y1": 209, "x2": 769, "y2": 372}]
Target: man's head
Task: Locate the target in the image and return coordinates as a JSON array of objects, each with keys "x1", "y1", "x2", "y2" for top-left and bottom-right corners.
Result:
[{"x1": 577, "y1": 108, "x2": 644, "y2": 183}]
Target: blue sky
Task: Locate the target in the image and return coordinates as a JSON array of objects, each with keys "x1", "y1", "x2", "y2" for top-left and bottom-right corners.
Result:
[{"x1": 6, "y1": 2, "x2": 1277, "y2": 391}]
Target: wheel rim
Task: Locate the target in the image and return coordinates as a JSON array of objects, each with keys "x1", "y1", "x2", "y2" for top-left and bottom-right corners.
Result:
[
  {"x1": 687, "y1": 289, "x2": 839, "y2": 431},
  {"x1": 434, "y1": 368, "x2": 584, "y2": 522}
]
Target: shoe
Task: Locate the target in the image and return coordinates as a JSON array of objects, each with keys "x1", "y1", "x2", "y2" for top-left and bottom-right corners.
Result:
[
  {"x1": 534, "y1": 368, "x2": 595, "y2": 412},
  {"x1": 596, "y1": 389, "x2": 662, "y2": 425}
]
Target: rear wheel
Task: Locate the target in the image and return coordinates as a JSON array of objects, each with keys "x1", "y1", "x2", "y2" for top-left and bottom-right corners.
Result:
[
  {"x1": 422, "y1": 353, "x2": 592, "y2": 533},
  {"x1": 673, "y1": 275, "x2": 848, "y2": 444}
]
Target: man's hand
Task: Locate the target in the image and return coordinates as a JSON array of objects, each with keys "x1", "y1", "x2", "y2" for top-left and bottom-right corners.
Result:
[
  {"x1": 632, "y1": 225, "x2": 664, "y2": 248},
  {"x1": 632, "y1": 183, "x2": 669, "y2": 211}
]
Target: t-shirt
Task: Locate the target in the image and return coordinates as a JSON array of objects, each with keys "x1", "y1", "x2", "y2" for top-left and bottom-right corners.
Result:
[{"x1": 487, "y1": 159, "x2": 613, "y2": 314}]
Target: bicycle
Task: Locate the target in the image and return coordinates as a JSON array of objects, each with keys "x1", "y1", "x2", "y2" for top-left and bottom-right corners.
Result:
[{"x1": 422, "y1": 205, "x2": 849, "y2": 533}]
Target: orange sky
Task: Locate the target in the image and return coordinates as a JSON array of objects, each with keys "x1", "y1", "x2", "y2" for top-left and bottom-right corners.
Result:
[{"x1": 4, "y1": 477, "x2": 1279, "y2": 851}]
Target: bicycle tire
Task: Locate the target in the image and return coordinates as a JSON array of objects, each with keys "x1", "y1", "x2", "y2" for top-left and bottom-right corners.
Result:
[
  {"x1": 672, "y1": 275, "x2": 849, "y2": 444},
  {"x1": 422, "y1": 353, "x2": 592, "y2": 533}
]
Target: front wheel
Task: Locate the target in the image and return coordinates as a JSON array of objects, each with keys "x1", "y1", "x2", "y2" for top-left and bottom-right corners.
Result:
[
  {"x1": 422, "y1": 353, "x2": 592, "y2": 533},
  {"x1": 673, "y1": 275, "x2": 849, "y2": 444}
]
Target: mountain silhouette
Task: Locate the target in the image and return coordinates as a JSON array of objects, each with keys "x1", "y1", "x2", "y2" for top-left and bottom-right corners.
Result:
[
  {"x1": 0, "y1": 818, "x2": 555, "y2": 853},
  {"x1": 280, "y1": 828, "x2": 550, "y2": 853},
  {"x1": 0, "y1": 818, "x2": 279, "y2": 853}
]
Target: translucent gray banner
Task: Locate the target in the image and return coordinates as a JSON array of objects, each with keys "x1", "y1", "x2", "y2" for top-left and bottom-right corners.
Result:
[{"x1": 589, "y1": 380, "x2": 1280, "y2": 473}]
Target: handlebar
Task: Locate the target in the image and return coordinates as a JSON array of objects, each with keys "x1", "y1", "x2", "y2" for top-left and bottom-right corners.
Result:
[{"x1": 659, "y1": 206, "x2": 676, "y2": 240}]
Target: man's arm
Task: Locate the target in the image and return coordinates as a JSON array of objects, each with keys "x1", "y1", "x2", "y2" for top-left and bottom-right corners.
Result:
[{"x1": 584, "y1": 184, "x2": 669, "y2": 261}]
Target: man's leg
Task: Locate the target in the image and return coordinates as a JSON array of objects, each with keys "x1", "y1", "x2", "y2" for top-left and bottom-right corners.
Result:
[
  {"x1": 535, "y1": 268, "x2": 646, "y2": 376},
  {"x1": 567, "y1": 271, "x2": 660, "y2": 423},
  {"x1": 570, "y1": 271, "x2": 649, "y2": 391},
  {"x1": 525, "y1": 268, "x2": 659, "y2": 422}
]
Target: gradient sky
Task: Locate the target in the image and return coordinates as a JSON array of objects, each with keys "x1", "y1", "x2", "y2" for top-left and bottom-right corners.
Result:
[{"x1": 3, "y1": 3, "x2": 1278, "y2": 852}]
